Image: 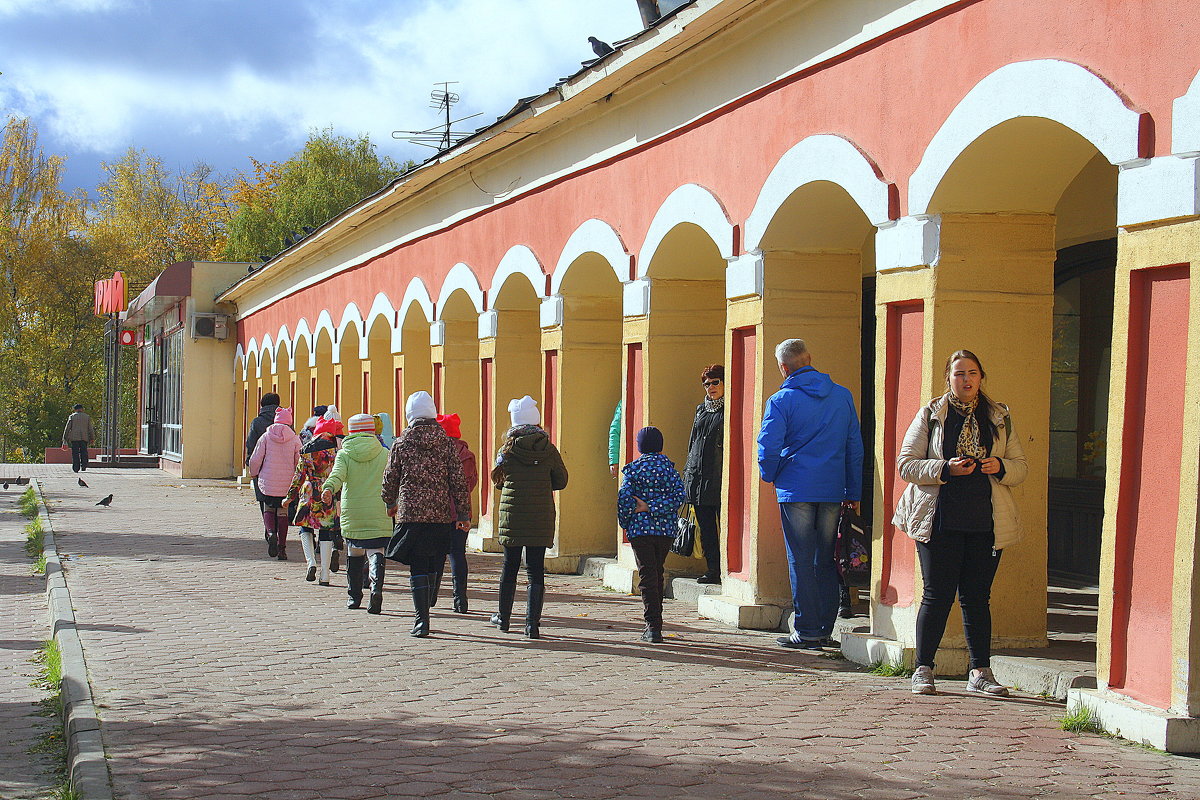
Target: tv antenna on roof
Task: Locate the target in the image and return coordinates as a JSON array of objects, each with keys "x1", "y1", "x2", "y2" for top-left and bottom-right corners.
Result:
[{"x1": 392, "y1": 82, "x2": 484, "y2": 151}]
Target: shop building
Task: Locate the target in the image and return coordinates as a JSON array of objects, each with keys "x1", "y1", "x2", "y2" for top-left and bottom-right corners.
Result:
[{"x1": 124, "y1": 261, "x2": 249, "y2": 478}]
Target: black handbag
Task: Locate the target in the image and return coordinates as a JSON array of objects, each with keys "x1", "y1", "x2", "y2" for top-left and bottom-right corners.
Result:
[
  {"x1": 671, "y1": 504, "x2": 697, "y2": 557},
  {"x1": 835, "y1": 503, "x2": 870, "y2": 586}
]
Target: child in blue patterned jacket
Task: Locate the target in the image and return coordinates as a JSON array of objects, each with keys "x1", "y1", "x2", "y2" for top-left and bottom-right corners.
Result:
[{"x1": 618, "y1": 426, "x2": 686, "y2": 643}]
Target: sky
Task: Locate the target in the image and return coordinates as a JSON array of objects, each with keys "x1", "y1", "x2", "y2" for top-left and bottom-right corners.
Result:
[{"x1": 0, "y1": 0, "x2": 645, "y2": 196}]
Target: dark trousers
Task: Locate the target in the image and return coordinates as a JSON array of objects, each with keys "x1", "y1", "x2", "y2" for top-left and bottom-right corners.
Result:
[
  {"x1": 915, "y1": 528, "x2": 1003, "y2": 670},
  {"x1": 500, "y1": 545, "x2": 546, "y2": 584},
  {"x1": 630, "y1": 535, "x2": 673, "y2": 629},
  {"x1": 69, "y1": 440, "x2": 88, "y2": 472},
  {"x1": 694, "y1": 504, "x2": 720, "y2": 576},
  {"x1": 446, "y1": 530, "x2": 469, "y2": 580}
]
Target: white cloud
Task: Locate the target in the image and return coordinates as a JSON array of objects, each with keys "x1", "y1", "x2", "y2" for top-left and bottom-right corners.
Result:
[{"x1": 0, "y1": 0, "x2": 644, "y2": 185}]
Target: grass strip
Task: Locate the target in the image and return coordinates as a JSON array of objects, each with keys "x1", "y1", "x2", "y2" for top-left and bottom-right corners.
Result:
[
  {"x1": 30, "y1": 641, "x2": 82, "y2": 799},
  {"x1": 18, "y1": 485, "x2": 40, "y2": 518}
]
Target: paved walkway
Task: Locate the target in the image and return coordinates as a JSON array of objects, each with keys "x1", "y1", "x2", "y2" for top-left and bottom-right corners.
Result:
[
  {"x1": 0, "y1": 489, "x2": 55, "y2": 799},
  {"x1": 19, "y1": 468, "x2": 1200, "y2": 799}
]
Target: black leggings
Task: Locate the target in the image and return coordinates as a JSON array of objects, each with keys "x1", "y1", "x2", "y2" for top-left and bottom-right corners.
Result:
[
  {"x1": 694, "y1": 504, "x2": 720, "y2": 575},
  {"x1": 915, "y1": 528, "x2": 1002, "y2": 670},
  {"x1": 500, "y1": 545, "x2": 546, "y2": 585}
]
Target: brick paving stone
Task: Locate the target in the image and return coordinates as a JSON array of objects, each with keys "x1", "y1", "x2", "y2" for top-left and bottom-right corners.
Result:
[
  {"x1": 0, "y1": 490, "x2": 55, "y2": 800},
  {"x1": 5, "y1": 469, "x2": 1200, "y2": 799}
]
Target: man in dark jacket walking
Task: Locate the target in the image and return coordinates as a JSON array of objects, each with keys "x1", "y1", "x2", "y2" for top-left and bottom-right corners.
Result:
[
  {"x1": 757, "y1": 339, "x2": 863, "y2": 650},
  {"x1": 245, "y1": 393, "x2": 281, "y2": 464},
  {"x1": 62, "y1": 404, "x2": 96, "y2": 473}
]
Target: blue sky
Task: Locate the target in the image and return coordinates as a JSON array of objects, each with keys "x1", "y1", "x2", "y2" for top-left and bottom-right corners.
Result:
[{"x1": 0, "y1": 0, "x2": 643, "y2": 196}]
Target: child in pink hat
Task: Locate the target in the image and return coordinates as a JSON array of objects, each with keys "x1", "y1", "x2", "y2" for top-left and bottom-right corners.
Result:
[{"x1": 248, "y1": 407, "x2": 301, "y2": 560}]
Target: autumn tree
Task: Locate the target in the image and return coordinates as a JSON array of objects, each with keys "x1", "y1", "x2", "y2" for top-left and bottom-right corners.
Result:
[
  {"x1": 0, "y1": 116, "x2": 104, "y2": 461},
  {"x1": 223, "y1": 128, "x2": 409, "y2": 261}
]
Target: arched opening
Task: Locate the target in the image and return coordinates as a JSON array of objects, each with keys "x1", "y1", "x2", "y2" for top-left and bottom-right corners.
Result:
[
  {"x1": 291, "y1": 336, "x2": 312, "y2": 421},
  {"x1": 438, "y1": 290, "x2": 482, "y2": 523},
  {"x1": 913, "y1": 115, "x2": 1119, "y2": 671},
  {"x1": 259, "y1": 350, "x2": 275, "y2": 402},
  {"x1": 366, "y1": 315, "x2": 394, "y2": 422},
  {"x1": 399, "y1": 302, "x2": 433, "y2": 421},
  {"x1": 554, "y1": 252, "x2": 624, "y2": 560},
  {"x1": 239, "y1": 354, "x2": 258, "y2": 470},
  {"x1": 639, "y1": 222, "x2": 727, "y2": 580},
  {"x1": 484, "y1": 274, "x2": 542, "y2": 533},
  {"x1": 313, "y1": 328, "x2": 335, "y2": 412},
  {"x1": 274, "y1": 340, "x2": 293, "y2": 411},
  {"x1": 338, "y1": 323, "x2": 363, "y2": 415},
  {"x1": 752, "y1": 179, "x2": 877, "y2": 618}
]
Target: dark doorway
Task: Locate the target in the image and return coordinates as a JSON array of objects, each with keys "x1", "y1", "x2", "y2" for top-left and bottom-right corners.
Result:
[{"x1": 1048, "y1": 239, "x2": 1115, "y2": 585}]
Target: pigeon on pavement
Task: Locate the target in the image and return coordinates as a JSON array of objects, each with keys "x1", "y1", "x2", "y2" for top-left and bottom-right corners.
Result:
[
  {"x1": 589, "y1": 36, "x2": 615, "y2": 57},
  {"x1": 78, "y1": 477, "x2": 88, "y2": 488},
  {"x1": 96, "y1": 494, "x2": 113, "y2": 507}
]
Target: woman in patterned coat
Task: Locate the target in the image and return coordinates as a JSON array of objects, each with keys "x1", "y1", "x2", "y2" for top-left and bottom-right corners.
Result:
[
  {"x1": 285, "y1": 416, "x2": 343, "y2": 586},
  {"x1": 618, "y1": 426, "x2": 686, "y2": 643},
  {"x1": 382, "y1": 391, "x2": 471, "y2": 638}
]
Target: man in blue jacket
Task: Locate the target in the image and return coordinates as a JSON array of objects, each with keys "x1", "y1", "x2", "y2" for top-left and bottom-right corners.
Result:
[{"x1": 758, "y1": 338, "x2": 863, "y2": 650}]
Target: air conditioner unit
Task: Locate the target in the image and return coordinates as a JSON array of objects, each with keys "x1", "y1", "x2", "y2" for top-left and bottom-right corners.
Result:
[{"x1": 190, "y1": 312, "x2": 229, "y2": 340}]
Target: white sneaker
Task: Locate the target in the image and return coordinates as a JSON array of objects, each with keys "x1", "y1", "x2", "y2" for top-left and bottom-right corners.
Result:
[
  {"x1": 911, "y1": 665, "x2": 936, "y2": 695},
  {"x1": 966, "y1": 667, "x2": 1009, "y2": 696}
]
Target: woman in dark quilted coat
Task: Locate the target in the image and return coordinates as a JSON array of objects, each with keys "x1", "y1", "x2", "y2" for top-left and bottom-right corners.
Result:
[
  {"x1": 382, "y1": 391, "x2": 471, "y2": 638},
  {"x1": 489, "y1": 395, "x2": 568, "y2": 639}
]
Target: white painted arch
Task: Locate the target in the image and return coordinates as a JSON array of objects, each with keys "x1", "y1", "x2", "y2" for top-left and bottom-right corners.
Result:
[
  {"x1": 234, "y1": 343, "x2": 247, "y2": 380},
  {"x1": 488, "y1": 245, "x2": 547, "y2": 308},
  {"x1": 637, "y1": 183, "x2": 735, "y2": 278},
  {"x1": 292, "y1": 318, "x2": 315, "y2": 368},
  {"x1": 909, "y1": 59, "x2": 1146, "y2": 215},
  {"x1": 1174, "y1": 68, "x2": 1200, "y2": 154},
  {"x1": 395, "y1": 277, "x2": 435, "y2": 353},
  {"x1": 550, "y1": 218, "x2": 630, "y2": 294},
  {"x1": 363, "y1": 292, "x2": 399, "y2": 356},
  {"x1": 436, "y1": 262, "x2": 485, "y2": 319},
  {"x1": 743, "y1": 134, "x2": 894, "y2": 252}
]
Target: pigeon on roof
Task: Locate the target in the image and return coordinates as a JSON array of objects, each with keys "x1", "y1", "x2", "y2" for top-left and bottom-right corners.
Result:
[{"x1": 589, "y1": 36, "x2": 615, "y2": 57}]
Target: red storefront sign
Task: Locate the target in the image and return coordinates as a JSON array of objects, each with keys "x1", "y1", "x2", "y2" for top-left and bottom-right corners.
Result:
[{"x1": 93, "y1": 271, "x2": 128, "y2": 315}]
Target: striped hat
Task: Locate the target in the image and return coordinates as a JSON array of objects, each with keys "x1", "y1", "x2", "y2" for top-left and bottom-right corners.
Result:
[{"x1": 347, "y1": 413, "x2": 376, "y2": 434}]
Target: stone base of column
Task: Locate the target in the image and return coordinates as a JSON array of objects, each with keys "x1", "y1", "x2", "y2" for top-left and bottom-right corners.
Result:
[
  {"x1": 1068, "y1": 688, "x2": 1200, "y2": 754},
  {"x1": 544, "y1": 555, "x2": 582, "y2": 574},
  {"x1": 697, "y1": 594, "x2": 783, "y2": 631},
  {"x1": 466, "y1": 530, "x2": 504, "y2": 553},
  {"x1": 601, "y1": 561, "x2": 639, "y2": 594}
]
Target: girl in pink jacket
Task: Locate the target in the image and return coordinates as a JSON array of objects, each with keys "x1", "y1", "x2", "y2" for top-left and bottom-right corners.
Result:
[{"x1": 249, "y1": 407, "x2": 302, "y2": 560}]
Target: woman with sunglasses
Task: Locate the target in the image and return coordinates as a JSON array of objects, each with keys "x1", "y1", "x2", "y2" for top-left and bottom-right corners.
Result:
[{"x1": 683, "y1": 364, "x2": 725, "y2": 583}]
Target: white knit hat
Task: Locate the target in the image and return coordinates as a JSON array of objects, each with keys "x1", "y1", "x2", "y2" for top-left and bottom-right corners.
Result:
[
  {"x1": 405, "y1": 391, "x2": 437, "y2": 424},
  {"x1": 322, "y1": 405, "x2": 341, "y2": 422},
  {"x1": 347, "y1": 413, "x2": 376, "y2": 434},
  {"x1": 508, "y1": 395, "x2": 540, "y2": 427}
]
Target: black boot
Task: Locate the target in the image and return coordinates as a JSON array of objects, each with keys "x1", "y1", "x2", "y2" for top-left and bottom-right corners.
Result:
[
  {"x1": 524, "y1": 584, "x2": 545, "y2": 639},
  {"x1": 838, "y1": 583, "x2": 854, "y2": 619},
  {"x1": 490, "y1": 579, "x2": 516, "y2": 632},
  {"x1": 452, "y1": 569, "x2": 469, "y2": 614},
  {"x1": 367, "y1": 553, "x2": 385, "y2": 615},
  {"x1": 430, "y1": 567, "x2": 444, "y2": 607},
  {"x1": 409, "y1": 574, "x2": 431, "y2": 637},
  {"x1": 346, "y1": 555, "x2": 365, "y2": 609}
]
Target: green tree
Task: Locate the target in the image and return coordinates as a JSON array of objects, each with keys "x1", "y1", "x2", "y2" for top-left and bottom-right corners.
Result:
[
  {"x1": 223, "y1": 128, "x2": 410, "y2": 261},
  {"x1": 0, "y1": 116, "x2": 104, "y2": 462}
]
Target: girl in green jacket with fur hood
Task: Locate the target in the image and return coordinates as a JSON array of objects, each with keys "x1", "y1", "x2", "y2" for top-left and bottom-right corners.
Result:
[
  {"x1": 489, "y1": 396, "x2": 568, "y2": 639},
  {"x1": 322, "y1": 413, "x2": 392, "y2": 614}
]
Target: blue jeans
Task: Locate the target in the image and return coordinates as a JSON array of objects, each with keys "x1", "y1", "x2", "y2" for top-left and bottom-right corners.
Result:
[{"x1": 780, "y1": 502, "x2": 841, "y2": 640}]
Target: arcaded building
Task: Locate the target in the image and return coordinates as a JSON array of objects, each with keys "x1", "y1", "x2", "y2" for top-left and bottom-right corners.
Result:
[{"x1": 212, "y1": 0, "x2": 1200, "y2": 750}]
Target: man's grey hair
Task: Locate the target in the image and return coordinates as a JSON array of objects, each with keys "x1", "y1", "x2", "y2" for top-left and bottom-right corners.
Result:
[{"x1": 775, "y1": 338, "x2": 809, "y2": 368}]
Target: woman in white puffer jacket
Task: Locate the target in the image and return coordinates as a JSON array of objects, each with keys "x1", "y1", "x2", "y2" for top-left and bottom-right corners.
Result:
[{"x1": 893, "y1": 349, "x2": 1027, "y2": 698}]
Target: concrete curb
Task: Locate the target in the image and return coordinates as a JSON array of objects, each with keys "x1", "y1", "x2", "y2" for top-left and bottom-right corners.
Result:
[{"x1": 33, "y1": 479, "x2": 115, "y2": 800}]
